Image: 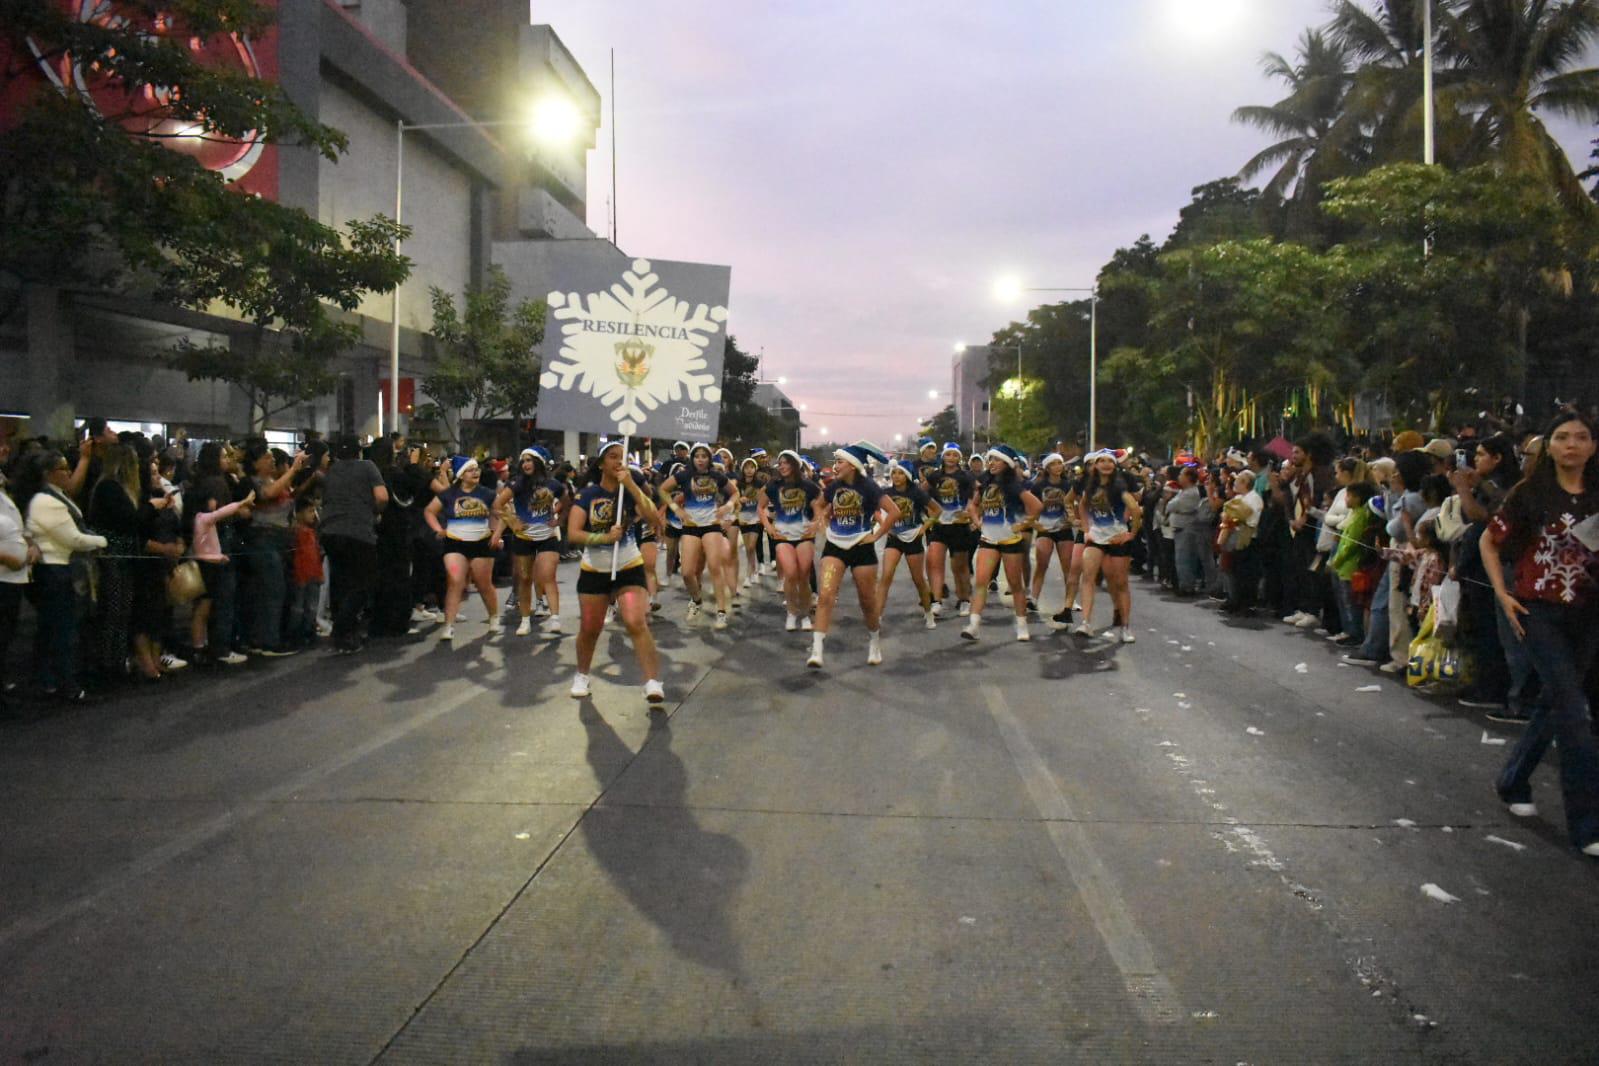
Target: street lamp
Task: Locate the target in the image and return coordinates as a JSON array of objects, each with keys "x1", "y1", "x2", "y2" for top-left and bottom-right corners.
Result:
[
  {"x1": 994, "y1": 281, "x2": 1100, "y2": 450},
  {"x1": 388, "y1": 106, "x2": 591, "y2": 434}
]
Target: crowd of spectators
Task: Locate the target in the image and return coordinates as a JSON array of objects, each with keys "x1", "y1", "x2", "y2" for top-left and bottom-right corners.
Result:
[{"x1": 0, "y1": 423, "x2": 584, "y2": 709}]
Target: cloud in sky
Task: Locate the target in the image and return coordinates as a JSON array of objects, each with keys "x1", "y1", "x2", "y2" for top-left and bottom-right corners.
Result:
[{"x1": 536, "y1": 1, "x2": 1596, "y2": 446}]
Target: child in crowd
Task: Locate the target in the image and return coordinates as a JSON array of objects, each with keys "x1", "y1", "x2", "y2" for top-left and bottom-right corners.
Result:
[{"x1": 287, "y1": 496, "x2": 323, "y2": 648}]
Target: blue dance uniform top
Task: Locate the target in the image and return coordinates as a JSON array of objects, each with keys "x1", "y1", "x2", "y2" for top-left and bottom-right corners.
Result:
[
  {"x1": 764, "y1": 478, "x2": 820, "y2": 542},
  {"x1": 677, "y1": 469, "x2": 728, "y2": 528},
  {"x1": 736, "y1": 477, "x2": 763, "y2": 525},
  {"x1": 925, "y1": 469, "x2": 974, "y2": 525},
  {"x1": 510, "y1": 477, "x2": 565, "y2": 541},
  {"x1": 885, "y1": 484, "x2": 932, "y2": 544},
  {"x1": 977, "y1": 475, "x2": 1029, "y2": 546},
  {"x1": 824, "y1": 476, "x2": 884, "y2": 549},
  {"x1": 437, "y1": 485, "x2": 496, "y2": 542},
  {"x1": 1028, "y1": 475, "x2": 1072, "y2": 533},
  {"x1": 575, "y1": 482, "x2": 642, "y2": 573}
]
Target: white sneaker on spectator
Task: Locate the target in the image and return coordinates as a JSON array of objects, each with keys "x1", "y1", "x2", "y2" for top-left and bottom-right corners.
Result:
[
  {"x1": 569, "y1": 673, "x2": 591, "y2": 699},
  {"x1": 1582, "y1": 842, "x2": 1599, "y2": 857},
  {"x1": 316, "y1": 620, "x2": 333, "y2": 637},
  {"x1": 1508, "y1": 802, "x2": 1538, "y2": 818},
  {"x1": 644, "y1": 679, "x2": 665, "y2": 704},
  {"x1": 1282, "y1": 612, "x2": 1302, "y2": 624},
  {"x1": 1292, "y1": 613, "x2": 1318, "y2": 628},
  {"x1": 1313, "y1": 627, "x2": 1331, "y2": 637},
  {"x1": 160, "y1": 653, "x2": 188, "y2": 671},
  {"x1": 515, "y1": 617, "x2": 533, "y2": 636},
  {"x1": 217, "y1": 651, "x2": 248, "y2": 666},
  {"x1": 428, "y1": 609, "x2": 447, "y2": 624},
  {"x1": 1378, "y1": 661, "x2": 1404, "y2": 674},
  {"x1": 411, "y1": 606, "x2": 433, "y2": 623}
]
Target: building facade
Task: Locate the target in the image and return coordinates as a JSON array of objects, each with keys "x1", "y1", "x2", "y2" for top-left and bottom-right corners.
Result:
[
  {"x1": 0, "y1": 0, "x2": 612, "y2": 454},
  {"x1": 952, "y1": 345, "x2": 989, "y2": 451}
]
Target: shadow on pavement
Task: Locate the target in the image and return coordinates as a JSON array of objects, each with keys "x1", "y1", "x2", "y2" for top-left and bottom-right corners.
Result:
[{"x1": 580, "y1": 708, "x2": 749, "y2": 978}]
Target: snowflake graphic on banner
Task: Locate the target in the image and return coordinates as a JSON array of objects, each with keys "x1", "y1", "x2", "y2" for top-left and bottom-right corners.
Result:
[{"x1": 539, "y1": 259, "x2": 726, "y2": 435}]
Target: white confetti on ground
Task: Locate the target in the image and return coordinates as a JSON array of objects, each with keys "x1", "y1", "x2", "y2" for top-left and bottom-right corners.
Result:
[
  {"x1": 1485, "y1": 835, "x2": 1527, "y2": 852},
  {"x1": 959, "y1": 915, "x2": 977, "y2": 925},
  {"x1": 1357, "y1": 684, "x2": 1382, "y2": 693},
  {"x1": 514, "y1": 832, "x2": 531, "y2": 840},
  {"x1": 1420, "y1": 883, "x2": 1460, "y2": 904},
  {"x1": 1178, "y1": 702, "x2": 1193, "y2": 710},
  {"x1": 1394, "y1": 819, "x2": 1417, "y2": 828},
  {"x1": 1246, "y1": 727, "x2": 1265, "y2": 736},
  {"x1": 1173, "y1": 692, "x2": 1187, "y2": 698},
  {"x1": 1294, "y1": 662, "x2": 1309, "y2": 674},
  {"x1": 1481, "y1": 731, "x2": 1508, "y2": 746},
  {"x1": 1181, "y1": 645, "x2": 1194, "y2": 651}
]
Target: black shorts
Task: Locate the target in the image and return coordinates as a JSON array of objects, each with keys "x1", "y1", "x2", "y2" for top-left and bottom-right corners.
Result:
[
  {"x1": 665, "y1": 525, "x2": 682, "y2": 540},
  {"x1": 979, "y1": 539, "x2": 1029, "y2": 555},
  {"x1": 509, "y1": 537, "x2": 561, "y2": 557},
  {"x1": 678, "y1": 525, "x2": 723, "y2": 540},
  {"x1": 1039, "y1": 529, "x2": 1074, "y2": 544},
  {"x1": 576, "y1": 564, "x2": 649, "y2": 597},
  {"x1": 443, "y1": 538, "x2": 494, "y2": 560},
  {"x1": 928, "y1": 523, "x2": 975, "y2": 552},
  {"x1": 885, "y1": 535, "x2": 925, "y2": 556},
  {"x1": 1085, "y1": 540, "x2": 1134, "y2": 559},
  {"x1": 739, "y1": 523, "x2": 763, "y2": 536},
  {"x1": 635, "y1": 523, "x2": 658, "y2": 546},
  {"x1": 823, "y1": 540, "x2": 879, "y2": 569}
]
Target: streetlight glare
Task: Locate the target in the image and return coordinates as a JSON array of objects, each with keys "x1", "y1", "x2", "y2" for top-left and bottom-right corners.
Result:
[
  {"x1": 1162, "y1": 0, "x2": 1250, "y2": 45},
  {"x1": 777, "y1": 376, "x2": 787, "y2": 385},
  {"x1": 528, "y1": 94, "x2": 582, "y2": 147},
  {"x1": 993, "y1": 275, "x2": 1024, "y2": 305},
  {"x1": 928, "y1": 389, "x2": 939, "y2": 399},
  {"x1": 819, "y1": 426, "x2": 829, "y2": 436},
  {"x1": 953, "y1": 342, "x2": 967, "y2": 354}
]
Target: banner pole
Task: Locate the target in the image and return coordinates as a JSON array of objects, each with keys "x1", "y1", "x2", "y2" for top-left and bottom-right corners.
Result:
[{"x1": 611, "y1": 430, "x2": 630, "y2": 579}]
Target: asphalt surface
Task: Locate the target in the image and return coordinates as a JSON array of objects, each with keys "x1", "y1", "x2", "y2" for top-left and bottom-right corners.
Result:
[{"x1": 2, "y1": 560, "x2": 1596, "y2": 1064}]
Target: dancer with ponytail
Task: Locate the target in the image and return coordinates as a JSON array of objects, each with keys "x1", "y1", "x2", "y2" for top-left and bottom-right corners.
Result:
[
  {"x1": 961, "y1": 445, "x2": 1042, "y2": 642},
  {"x1": 762, "y1": 449, "x2": 821, "y2": 632},
  {"x1": 659, "y1": 444, "x2": 739, "y2": 630},
  {"x1": 1075, "y1": 450, "x2": 1143, "y2": 642},
  {"x1": 877, "y1": 459, "x2": 941, "y2": 629},
  {"x1": 425, "y1": 456, "x2": 503, "y2": 644},
  {"x1": 924, "y1": 442, "x2": 976, "y2": 617},
  {"x1": 809, "y1": 443, "x2": 899, "y2": 668},
  {"x1": 495, "y1": 446, "x2": 568, "y2": 636}
]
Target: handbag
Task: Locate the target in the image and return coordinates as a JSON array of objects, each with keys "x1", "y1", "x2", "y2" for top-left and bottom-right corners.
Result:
[{"x1": 167, "y1": 559, "x2": 205, "y2": 606}]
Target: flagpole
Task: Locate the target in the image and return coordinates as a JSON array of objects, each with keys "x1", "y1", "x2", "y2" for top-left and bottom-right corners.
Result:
[{"x1": 612, "y1": 431, "x2": 630, "y2": 579}]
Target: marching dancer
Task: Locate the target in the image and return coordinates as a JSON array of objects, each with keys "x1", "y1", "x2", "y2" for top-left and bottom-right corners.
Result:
[
  {"x1": 1027, "y1": 453, "x2": 1075, "y2": 617},
  {"x1": 1075, "y1": 449, "x2": 1144, "y2": 642},
  {"x1": 762, "y1": 449, "x2": 821, "y2": 631},
  {"x1": 494, "y1": 446, "x2": 568, "y2": 636},
  {"x1": 568, "y1": 440, "x2": 665, "y2": 703},
  {"x1": 659, "y1": 443, "x2": 739, "y2": 630},
  {"x1": 877, "y1": 459, "x2": 941, "y2": 629},
  {"x1": 809, "y1": 442, "x2": 899, "y2": 668},
  {"x1": 424, "y1": 456, "x2": 503, "y2": 643},
  {"x1": 735, "y1": 457, "x2": 766, "y2": 592},
  {"x1": 962, "y1": 445, "x2": 1042, "y2": 641},
  {"x1": 924, "y1": 442, "x2": 976, "y2": 617}
]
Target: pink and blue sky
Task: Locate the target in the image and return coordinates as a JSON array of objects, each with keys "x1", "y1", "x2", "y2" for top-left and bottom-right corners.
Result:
[{"x1": 538, "y1": 1, "x2": 1595, "y2": 445}]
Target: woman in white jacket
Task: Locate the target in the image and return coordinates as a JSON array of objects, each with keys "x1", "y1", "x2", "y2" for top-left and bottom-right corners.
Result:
[
  {"x1": 1317, "y1": 458, "x2": 1371, "y2": 642},
  {"x1": 16, "y1": 450, "x2": 107, "y2": 702}
]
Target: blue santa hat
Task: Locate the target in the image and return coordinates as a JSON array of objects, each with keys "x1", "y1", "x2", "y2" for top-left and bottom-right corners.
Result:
[
  {"x1": 750, "y1": 447, "x2": 768, "y2": 459},
  {"x1": 892, "y1": 459, "x2": 919, "y2": 481},
  {"x1": 833, "y1": 440, "x2": 889, "y2": 475},
  {"x1": 449, "y1": 455, "x2": 478, "y2": 481},
  {"x1": 918, "y1": 437, "x2": 937, "y2": 452},
  {"x1": 986, "y1": 444, "x2": 1025, "y2": 469},
  {"x1": 941, "y1": 441, "x2": 963, "y2": 457}
]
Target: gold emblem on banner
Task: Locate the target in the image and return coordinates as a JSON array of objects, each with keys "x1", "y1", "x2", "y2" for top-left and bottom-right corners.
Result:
[{"x1": 615, "y1": 339, "x2": 654, "y2": 387}]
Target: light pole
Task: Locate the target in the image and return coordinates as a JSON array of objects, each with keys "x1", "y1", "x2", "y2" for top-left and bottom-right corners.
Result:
[
  {"x1": 389, "y1": 101, "x2": 591, "y2": 435},
  {"x1": 993, "y1": 280, "x2": 1099, "y2": 449},
  {"x1": 1422, "y1": 0, "x2": 1434, "y2": 167}
]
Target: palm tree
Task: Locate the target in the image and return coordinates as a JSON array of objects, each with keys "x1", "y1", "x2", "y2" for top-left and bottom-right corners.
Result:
[
  {"x1": 1440, "y1": 0, "x2": 1599, "y2": 211},
  {"x1": 1233, "y1": 30, "x2": 1369, "y2": 230}
]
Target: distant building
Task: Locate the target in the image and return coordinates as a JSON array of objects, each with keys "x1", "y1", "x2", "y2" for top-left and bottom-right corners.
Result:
[
  {"x1": 0, "y1": 0, "x2": 613, "y2": 455},
  {"x1": 952, "y1": 345, "x2": 989, "y2": 450},
  {"x1": 752, "y1": 382, "x2": 804, "y2": 451}
]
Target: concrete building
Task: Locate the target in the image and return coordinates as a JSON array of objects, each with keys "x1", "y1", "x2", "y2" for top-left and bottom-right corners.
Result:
[
  {"x1": 952, "y1": 345, "x2": 990, "y2": 451},
  {"x1": 0, "y1": 0, "x2": 615, "y2": 456},
  {"x1": 752, "y1": 382, "x2": 805, "y2": 451}
]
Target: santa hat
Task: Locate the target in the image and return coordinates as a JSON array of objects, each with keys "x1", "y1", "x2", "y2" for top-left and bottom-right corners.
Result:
[
  {"x1": 672, "y1": 441, "x2": 690, "y2": 451},
  {"x1": 892, "y1": 459, "x2": 919, "y2": 480},
  {"x1": 740, "y1": 457, "x2": 759, "y2": 472},
  {"x1": 750, "y1": 447, "x2": 768, "y2": 459},
  {"x1": 941, "y1": 441, "x2": 963, "y2": 458},
  {"x1": 918, "y1": 437, "x2": 937, "y2": 452},
  {"x1": 449, "y1": 456, "x2": 478, "y2": 481},
  {"x1": 833, "y1": 441, "x2": 887, "y2": 475},
  {"x1": 986, "y1": 444, "x2": 1025, "y2": 469},
  {"x1": 690, "y1": 442, "x2": 713, "y2": 458},
  {"x1": 597, "y1": 439, "x2": 626, "y2": 460},
  {"x1": 1041, "y1": 452, "x2": 1065, "y2": 471},
  {"x1": 778, "y1": 448, "x2": 804, "y2": 469}
]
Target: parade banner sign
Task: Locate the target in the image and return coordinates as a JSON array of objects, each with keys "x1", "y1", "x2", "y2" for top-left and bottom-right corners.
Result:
[{"x1": 537, "y1": 256, "x2": 732, "y2": 440}]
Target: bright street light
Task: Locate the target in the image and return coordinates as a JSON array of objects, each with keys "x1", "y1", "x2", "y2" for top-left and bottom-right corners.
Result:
[
  {"x1": 528, "y1": 94, "x2": 583, "y2": 147},
  {"x1": 928, "y1": 389, "x2": 939, "y2": 399},
  {"x1": 893, "y1": 433, "x2": 905, "y2": 443},
  {"x1": 818, "y1": 426, "x2": 830, "y2": 436},
  {"x1": 777, "y1": 376, "x2": 787, "y2": 386},
  {"x1": 953, "y1": 342, "x2": 967, "y2": 354},
  {"x1": 1161, "y1": 0, "x2": 1249, "y2": 45},
  {"x1": 992, "y1": 276, "x2": 1024, "y2": 305}
]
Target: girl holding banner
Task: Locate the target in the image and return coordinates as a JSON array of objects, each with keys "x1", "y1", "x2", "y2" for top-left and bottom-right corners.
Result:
[{"x1": 567, "y1": 440, "x2": 664, "y2": 704}]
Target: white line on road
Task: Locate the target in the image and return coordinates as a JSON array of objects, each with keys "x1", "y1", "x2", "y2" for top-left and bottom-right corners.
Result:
[
  {"x1": 0, "y1": 681, "x2": 498, "y2": 953},
  {"x1": 981, "y1": 686, "x2": 1184, "y2": 1027}
]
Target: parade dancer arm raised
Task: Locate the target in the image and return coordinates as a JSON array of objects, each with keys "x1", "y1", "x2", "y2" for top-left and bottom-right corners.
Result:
[
  {"x1": 808, "y1": 443, "x2": 894, "y2": 669},
  {"x1": 962, "y1": 446, "x2": 1042, "y2": 642}
]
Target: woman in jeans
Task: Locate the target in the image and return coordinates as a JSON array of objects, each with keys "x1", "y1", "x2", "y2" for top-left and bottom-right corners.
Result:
[
  {"x1": 17, "y1": 450, "x2": 107, "y2": 702},
  {"x1": 1481, "y1": 411, "x2": 1599, "y2": 857},
  {"x1": 243, "y1": 442, "x2": 307, "y2": 656}
]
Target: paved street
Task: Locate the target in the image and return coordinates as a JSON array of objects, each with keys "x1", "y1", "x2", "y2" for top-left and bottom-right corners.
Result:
[{"x1": 2, "y1": 565, "x2": 1596, "y2": 1064}]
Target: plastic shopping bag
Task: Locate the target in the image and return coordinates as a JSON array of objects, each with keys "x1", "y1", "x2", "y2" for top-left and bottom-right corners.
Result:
[
  {"x1": 1407, "y1": 602, "x2": 1445, "y2": 688},
  {"x1": 1432, "y1": 577, "x2": 1462, "y2": 642}
]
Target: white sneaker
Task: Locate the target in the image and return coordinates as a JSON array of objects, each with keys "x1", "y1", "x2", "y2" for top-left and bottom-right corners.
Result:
[
  {"x1": 411, "y1": 606, "x2": 433, "y2": 623},
  {"x1": 217, "y1": 650, "x2": 248, "y2": 666},
  {"x1": 1508, "y1": 802, "x2": 1538, "y2": 818},
  {"x1": 316, "y1": 620, "x2": 333, "y2": 637},
  {"x1": 1014, "y1": 618, "x2": 1030, "y2": 642},
  {"x1": 442, "y1": 624, "x2": 455, "y2": 642},
  {"x1": 644, "y1": 679, "x2": 665, "y2": 704},
  {"x1": 1378, "y1": 661, "x2": 1404, "y2": 674},
  {"x1": 515, "y1": 617, "x2": 533, "y2": 636},
  {"x1": 800, "y1": 616, "x2": 814, "y2": 631},
  {"x1": 714, "y1": 611, "x2": 729, "y2": 631},
  {"x1": 867, "y1": 632, "x2": 883, "y2": 665},
  {"x1": 1313, "y1": 627, "x2": 1331, "y2": 637},
  {"x1": 486, "y1": 615, "x2": 504, "y2": 635},
  {"x1": 428, "y1": 609, "x2": 447, "y2": 624},
  {"x1": 807, "y1": 636, "x2": 824, "y2": 669},
  {"x1": 1582, "y1": 842, "x2": 1599, "y2": 857},
  {"x1": 569, "y1": 673, "x2": 591, "y2": 699},
  {"x1": 930, "y1": 600, "x2": 945, "y2": 618},
  {"x1": 686, "y1": 601, "x2": 702, "y2": 622},
  {"x1": 1118, "y1": 626, "x2": 1137, "y2": 644},
  {"x1": 1282, "y1": 613, "x2": 1302, "y2": 625},
  {"x1": 785, "y1": 613, "x2": 798, "y2": 632},
  {"x1": 534, "y1": 599, "x2": 550, "y2": 618},
  {"x1": 957, "y1": 600, "x2": 971, "y2": 617},
  {"x1": 1071, "y1": 622, "x2": 1093, "y2": 637},
  {"x1": 961, "y1": 616, "x2": 980, "y2": 641},
  {"x1": 1294, "y1": 614, "x2": 1319, "y2": 629},
  {"x1": 604, "y1": 606, "x2": 616, "y2": 625},
  {"x1": 541, "y1": 616, "x2": 563, "y2": 635},
  {"x1": 159, "y1": 653, "x2": 188, "y2": 671},
  {"x1": 925, "y1": 609, "x2": 937, "y2": 630},
  {"x1": 741, "y1": 576, "x2": 753, "y2": 590}
]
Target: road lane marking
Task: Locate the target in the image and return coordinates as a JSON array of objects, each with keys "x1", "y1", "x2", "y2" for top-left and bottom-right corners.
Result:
[
  {"x1": 981, "y1": 687, "x2": 1183, "y2": 1026},
  {"x1": 0, "y1": 681, "x2": 498, "y2": 952}
]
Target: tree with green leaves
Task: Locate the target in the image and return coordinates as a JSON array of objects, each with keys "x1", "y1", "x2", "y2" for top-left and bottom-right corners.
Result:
[
  {"x1": 714, "y1": 334, "x2": 781, "y2": 455},
  {"x1": 1, "y1": 1, "x2": 410, "y2": 430},
  {"x1": 916, "y1": 405, "x2": 961, "y2": 448},
  {"x1": 416, "y1": 266, "x2": 544, "y2": 450}
]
